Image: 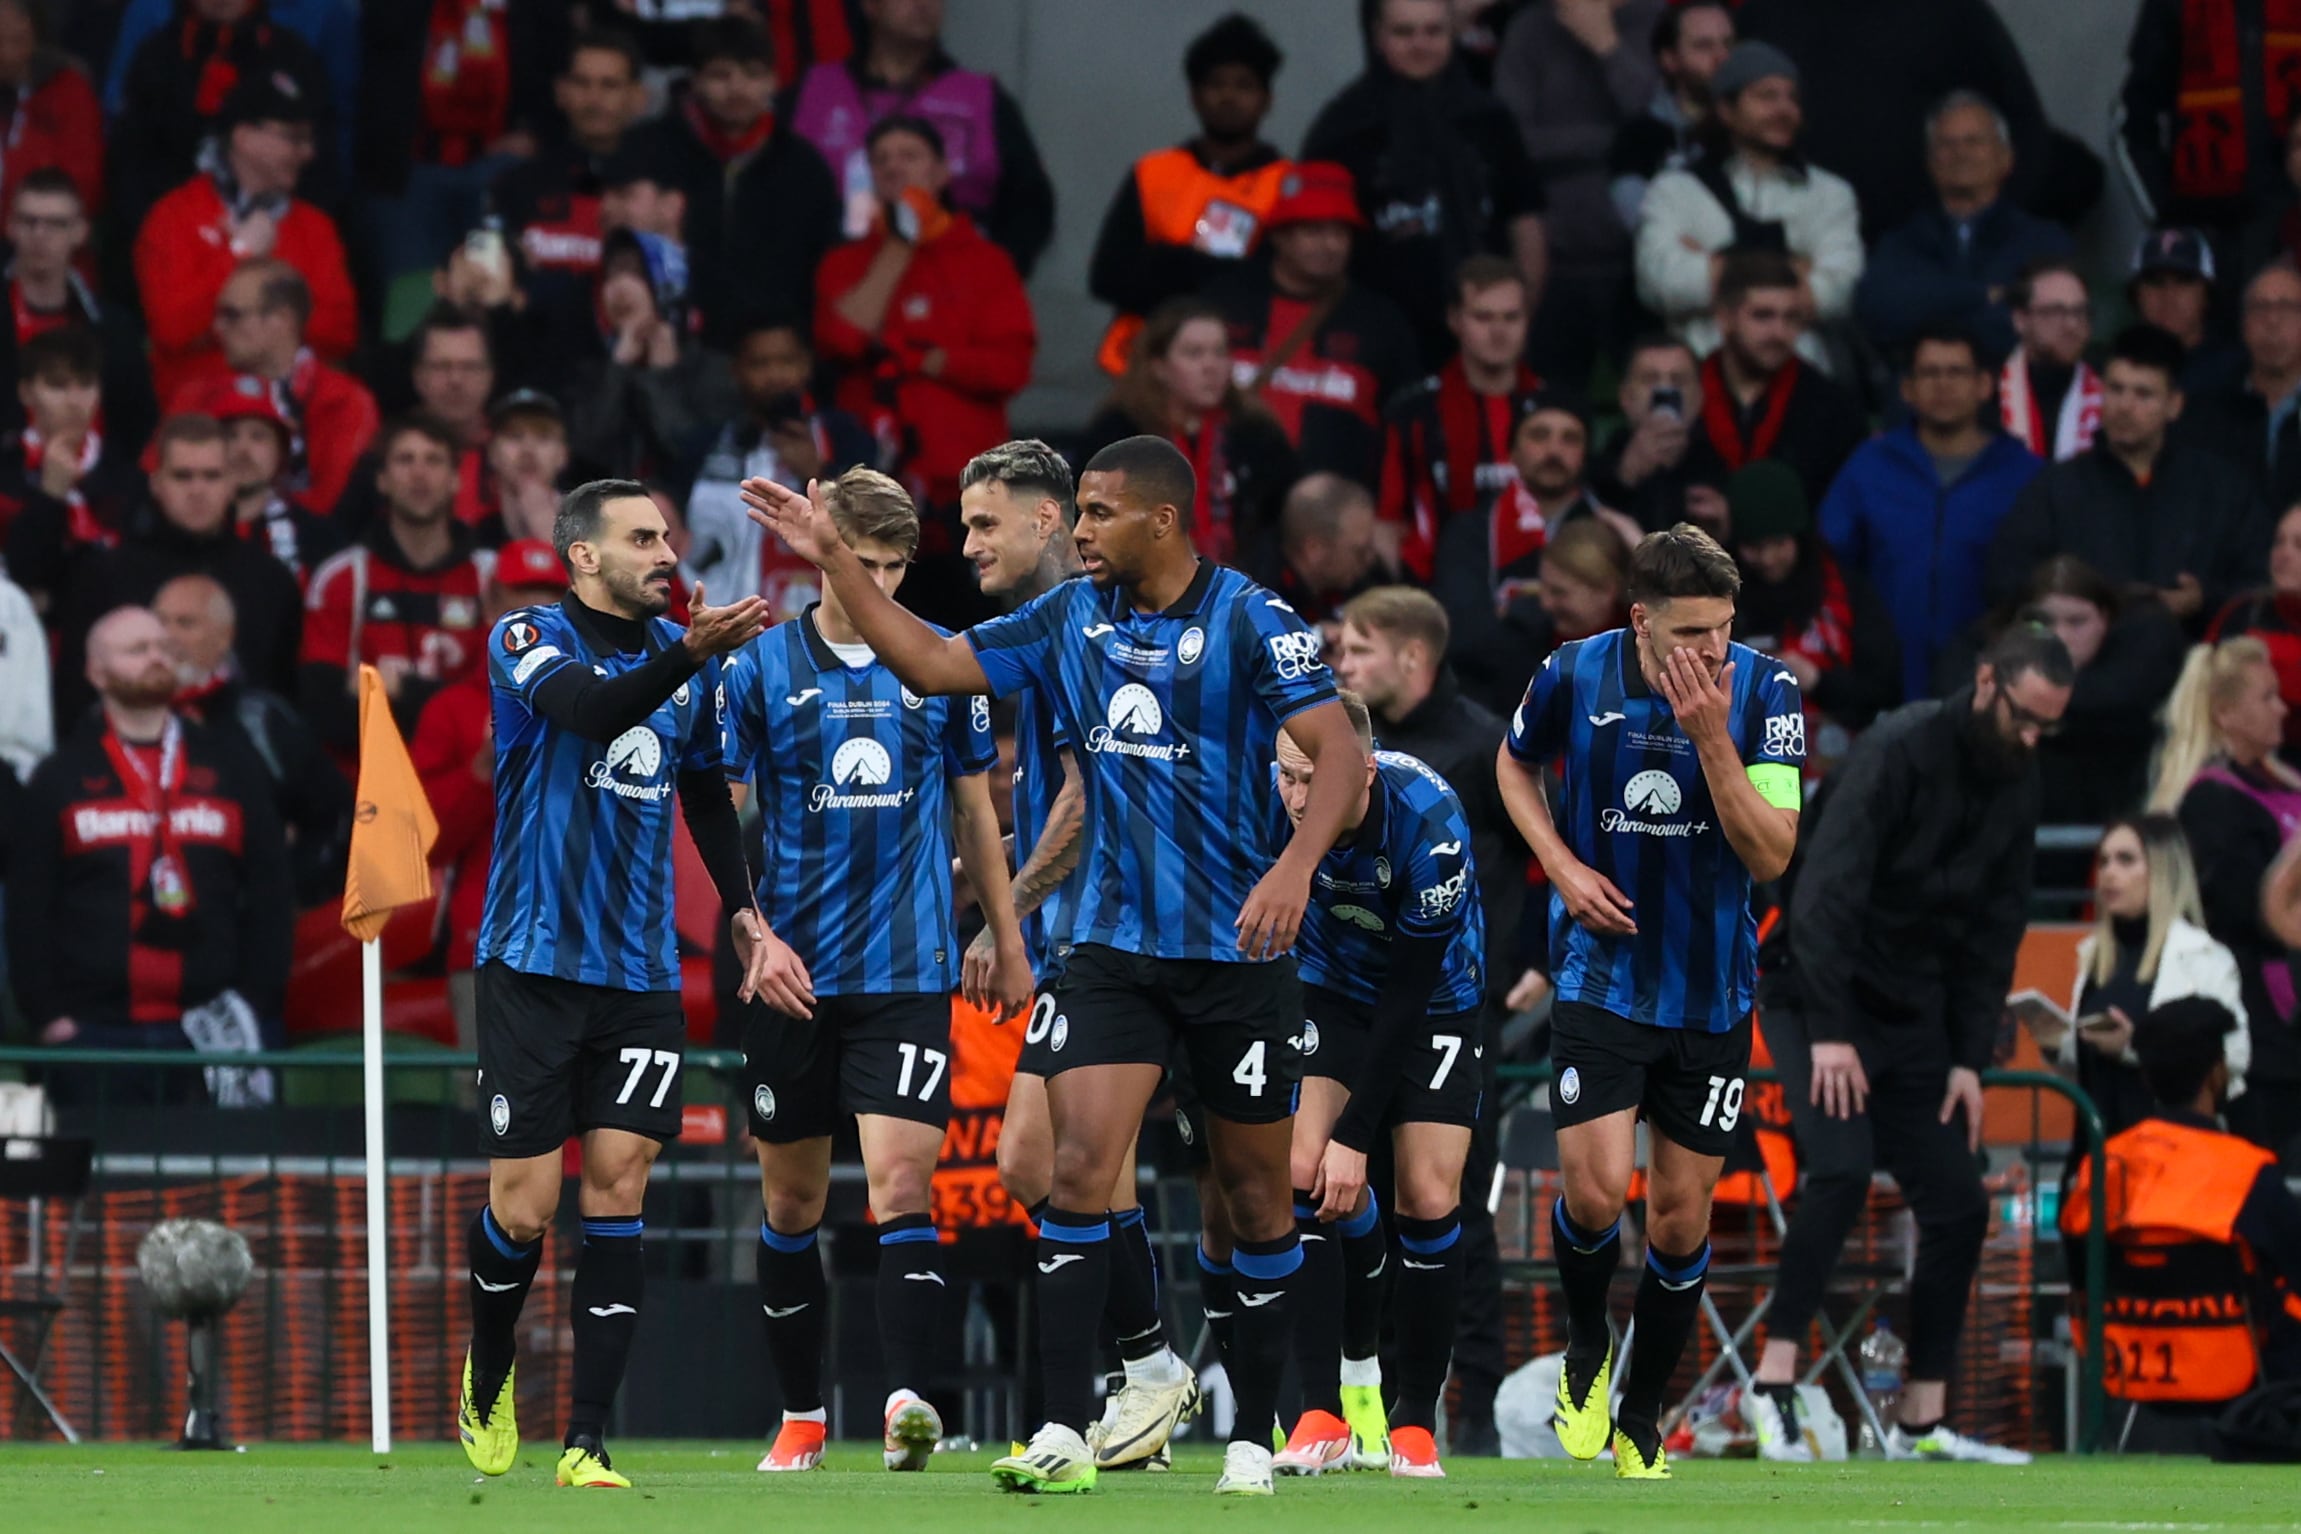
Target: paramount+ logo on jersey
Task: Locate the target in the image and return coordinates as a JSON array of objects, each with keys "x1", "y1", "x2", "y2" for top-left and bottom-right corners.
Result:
[
  {"x1": 808, "y1": 736, "x2": 919, "y2": 812},
  {"x1": 1601, "y1": 768, "x2": 1711, "y2": 838},
  {"x1": 1086, "y1": 683, "x2": 1193, "y2": 761},
  {"x1": 587, "y1": 727, "x2": 675, "y2": 802}
]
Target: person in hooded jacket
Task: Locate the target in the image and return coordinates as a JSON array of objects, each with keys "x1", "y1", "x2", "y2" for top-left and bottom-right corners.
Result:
[{"x1": 1301, "y1": 0, "x2": 1549, "y2": 371}]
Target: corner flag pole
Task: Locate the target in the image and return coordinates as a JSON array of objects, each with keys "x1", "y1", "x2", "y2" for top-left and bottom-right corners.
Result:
[{"x1": 339, "y1": 662, "x2": 440, "y2": 1456}]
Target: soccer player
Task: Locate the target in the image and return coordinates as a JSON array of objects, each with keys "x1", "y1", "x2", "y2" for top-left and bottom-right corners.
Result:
[
  {"x1": 745, "y1": 435, "x2": 1365, "y2": 1497},
  {"x1": 1267, "y1": 690, "x2": 1486, "y2": 1481},
  {"x1": 960, "y1": 440, "x2": 1200, "y2": 1469},
  {"x1": 1495, "y1": 523, "x2": 1803, "y2": 1479},
  {"x1": 458, "y1": 480, "x2": 807, "y2": 1489},
  {"x1": 724, "y1": 469, "x2": 1035, "y2": 1475}
]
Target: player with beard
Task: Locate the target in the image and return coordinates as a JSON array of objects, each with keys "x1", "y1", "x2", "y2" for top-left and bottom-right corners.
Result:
[
  {"x1": 457, "y1": 480, "x2": 804, "y2": 1489},
  {"x1": 1745, "y1": 625, "x2": 2071, "y2": 1466},
  {"x1": 748, "y1": 435, "x2": 1363, "y2": 1497},
  {"x1": 1497, "y1": 523, "x2": 1804, "y2": 1478},
  {"x1": 961, "y1": 440, "x2": 1201, "y2": 1469}
]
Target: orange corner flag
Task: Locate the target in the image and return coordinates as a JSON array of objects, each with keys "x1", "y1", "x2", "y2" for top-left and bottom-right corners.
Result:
[{"x1": 341, "y1": 664, "x2": 440, "y2": 942}]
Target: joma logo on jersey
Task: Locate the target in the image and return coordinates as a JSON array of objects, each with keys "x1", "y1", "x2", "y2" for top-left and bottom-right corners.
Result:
[
  {"x1": 1085, "y1": 683, "x2": 1192, "y2": 761},
  {"x1": 586, "y1": 728, "x2": 674, "y2": 801},
  {"x1": 808, "y1": 737, "x2": 917, "y2": 812},
  {"x1": 1764, "y1": 712, "x2": 1806, "y2": 759},
  {"x1": 1265, "y1": 630, "x2": 1325, "y2": 681}
]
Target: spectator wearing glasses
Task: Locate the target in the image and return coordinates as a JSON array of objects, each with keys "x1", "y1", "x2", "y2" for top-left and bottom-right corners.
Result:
[
  {"x1": 2184, "y1": 261, "x2": 2301, "y2": 514},
  {"x1": 1990, "y1": 324, "x2": 2268, "y2": 635},
  {"x1": 133, "y1": 70, "x2": 355, "y2": 407},
  {"x1": 1855, "y1": 91, "x2": 2072, "y2": 365},
  {"x1": 2150, "y1": 635, "x2": 2301, "y2": 1151},
  {"x1": 1997, "y1": 259, "x2": 2100, "y2": 463}
]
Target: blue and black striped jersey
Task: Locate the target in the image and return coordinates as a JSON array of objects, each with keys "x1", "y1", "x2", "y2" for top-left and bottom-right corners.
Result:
[
  {"x1": 1009, "y1": 684, "x2": 1078, "y2": 975},
  {"x1": 476, "y1": 598, "x2": 723, "y2": 992},
  {"x1": 1274, "y1": 750, "x2": 1487, "y2": 1015},
  {"x1": 1506, "y1": 629, "x2": 1803, "y2": 1032},
  {"x1": 721, "y1": 611, "x2": 996, "y2": 996},
  {"x1": 967, "y1": 560, "x2": 1339, "y2": 963}
]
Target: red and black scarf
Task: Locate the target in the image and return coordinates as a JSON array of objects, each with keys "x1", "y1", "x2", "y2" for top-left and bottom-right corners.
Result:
[
  {"x1": 1700, "y1": 351, "x2": 1800, "y2": 471},
  {"x1": 1435, "y1": 359, "x2": 1542, "y2": 518},
  {"x1": 683, "y1": 95, "x2": 776, "y2": 167},
  {"x1": 1176, "y1": 412, "x2": 1237, "y2": 563}
]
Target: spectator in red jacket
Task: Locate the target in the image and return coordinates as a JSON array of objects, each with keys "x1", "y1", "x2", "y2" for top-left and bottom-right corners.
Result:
[
  {"x1": 814, "y1": 113, "x2": 1036, "y2": 510},
  {"x1": 0, "y1": 170, "x2": 156, "y2": 449},
  {"x1": 0, "y1": 0, "x2": 103, "y2": 216},
  {"x1": 299, "y1": 414, "x2": 492, "y2": 759},
  {"x1": 409, "y1": 535, "x2": 566, "y2": 1049},
  {"x1": 161, "y1": 260, "x2": 377, "y2": 516},
  {"x1": 133, "y1": 69, "x2": 356, "y2": 406}
]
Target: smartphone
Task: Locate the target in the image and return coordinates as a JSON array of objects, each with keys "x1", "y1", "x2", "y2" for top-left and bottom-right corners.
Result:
[
  {"x1": 464, "y1": 223, "x2": 508, "y2": 282},
  {"x1": 1649, "y1": 385, "x2": 1685, "y2": 423}
]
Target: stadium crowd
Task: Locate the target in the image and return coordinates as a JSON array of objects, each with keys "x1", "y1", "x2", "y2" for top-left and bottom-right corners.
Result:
[{"x1": 4, "y1": 0, "x2": 2301, "y2": 1472}]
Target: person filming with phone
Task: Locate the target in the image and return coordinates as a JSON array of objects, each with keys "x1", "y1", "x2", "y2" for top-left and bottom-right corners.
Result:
[
  {"x1": 1741, "y1": 623, "x2": 2073, "y2": 1465},
  {"x1": 1595, "y1": 333, "x2": 1729, "y2": 536}
]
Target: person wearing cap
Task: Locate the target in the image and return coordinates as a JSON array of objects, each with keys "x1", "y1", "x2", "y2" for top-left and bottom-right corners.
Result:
[
  {"x1": 2062, "y1": 995, "x2": 2301, "y2": 1439},
  {"x1": 1855, "y1": 90, "x2": 2073, "y2": 365},
  {"x1": 481, "y1": 388, "x2": 577, "y2": 548},
  {"x1": 564, "y1": 226, "x2": 739, "y2": 492},
  {"x1": 813, "y1": 113, "x2": 1035, "y2": 557},
  {"x1": 1989, "y1": 323, "x2": 2269, "y2": 636},
  {"x1": 410, "y1": 536, "x2": 570, "y2": 1052},
  {"x1": 156, "y1": 570, "x2": 349, "y2": 908},
  {"x1": 1202, "y1": 161, "x2": 1417, "y2": 493},
  {"x1": 1087, "y1": 13, "x2": 1294, "y2": 379},
  {"x1": 1379, "y1": 254, "x2": 1545, "y2": 581},
  {"x1": 107, "y1": 0, "x2": 339, "y2": 241},
  {"x1": 132, "y1": 67, "x2": 356, "y2": 408},
  {"x1": 1726, "y1": 459, "x2": 1898, "y2": 780},
  {"x1": 1302, "y1": 0, "x2": 1548, "y2": 372},
  {"x1": 684, "y1": 316, "x2": 876, "y2": 617},
  {"x1": 1634, "y1": 39, "x2": 1862, "y2": 374},
  {"x1": 190, "y1": 369, "x2": 340, "y2": 586},
  {"x1": 787, "y1": 0, "x2": 1056, "y2": 278},
  {"x1": 160, "y1": 259, "x2": 377, "y2": 515},
  {"x1": 1431, "y1": 392, "x2": 1635, "y2": 712},
  {"x1": 623, "y1": 17, "x2": 839, "y2": 352},
  {"x1": 1821, "y1": 321, "x2": 2040, "y2": 701},
  {"x1": 2131, "y1": 227, "x2": 2245, "y2": 399}
]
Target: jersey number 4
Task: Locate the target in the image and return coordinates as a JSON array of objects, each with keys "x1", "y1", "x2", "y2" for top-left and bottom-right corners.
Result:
[{"x1": 614, "y1": 1048, "x2": 681, "y2": 1108}]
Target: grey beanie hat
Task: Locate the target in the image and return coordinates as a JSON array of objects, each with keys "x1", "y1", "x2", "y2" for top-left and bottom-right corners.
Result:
[{"x1": 1712, "y1": 41, "x2": 1799, "y2": 100}]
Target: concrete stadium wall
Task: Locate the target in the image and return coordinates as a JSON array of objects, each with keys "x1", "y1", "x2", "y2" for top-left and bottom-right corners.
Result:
[{"x1": 941, "y1": 0, "x2": 2148, "y2": 432}]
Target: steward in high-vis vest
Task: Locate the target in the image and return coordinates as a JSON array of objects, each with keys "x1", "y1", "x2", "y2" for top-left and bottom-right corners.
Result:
[
  {"x1": 2065, "y1": 997, "x2": 2301, "y2": 1405},
  {"x1": 1087, "y1": 13, "x2": 1292, "y2": 376}
]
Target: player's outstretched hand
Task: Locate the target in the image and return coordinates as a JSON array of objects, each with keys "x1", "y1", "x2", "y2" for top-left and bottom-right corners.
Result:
[
  {"x1": 1658, "y1": 648, "x2": 1734, "y2": 748},
  {"x1": 740, "y1": 475, "x2": 843, "y2": 568},
  {"x1": 1552, "y1": 857, "x2": 1636, "y2": 937},
  {"x1": 1312, "y1": 1140, "x2": 1368, "y2": 1223},
  {"x1": 683, "y1": 580, "x2": 770, "y2": 660},
  {"x1": 1236, "y1": 863, "x2": 1311, "y2": 960},
  {"x1": 733, "y1": 910, "x2": 816, "y2": 1018},
  {"x1": 1810, "y1": 1040, "x2": 1868, "y2": 1119}
]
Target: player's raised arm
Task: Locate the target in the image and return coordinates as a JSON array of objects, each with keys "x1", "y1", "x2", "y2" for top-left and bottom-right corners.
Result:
[{"x1": 742, "y1": 471, "x2": 992, "y2": 696}]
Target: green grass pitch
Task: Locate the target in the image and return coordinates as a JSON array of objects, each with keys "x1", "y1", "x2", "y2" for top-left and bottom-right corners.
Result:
[{"x1": 4, "y1": 1444, "x2": 2298, "y2": 1534}]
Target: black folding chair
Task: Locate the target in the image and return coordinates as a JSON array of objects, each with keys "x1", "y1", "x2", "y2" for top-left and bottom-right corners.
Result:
[{"x1": 0, "y1": 1135, "x2": 94, "y2": 1441}]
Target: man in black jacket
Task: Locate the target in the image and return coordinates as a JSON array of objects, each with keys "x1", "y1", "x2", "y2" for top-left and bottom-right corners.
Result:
[
  {"x1": 1989, "y1": 324, "x2": 2268, "y2": 631},
  {"x1": 1748, "y1": 623, "x2": 2072, "y2": 1465},
  {"x1": 6, "y1": 604, "x2": 291, "y2": 1106}
]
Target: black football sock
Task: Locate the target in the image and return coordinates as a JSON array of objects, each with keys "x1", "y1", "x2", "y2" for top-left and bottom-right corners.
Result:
[
  {"x1": 875, "y1": 1212, "x2": 947, "y2": 1396},
  {"x1": 1289, "y1": 1191, "x2": 1345, "y2": 1418},
  {"x1": 1391, "y1": 1212, "x2": 1464, "y2": 1433},
  {"x1": 1196, "y1": 1244, "x2": 1239, "y2": 1377},
  {"x1": 756, "y1": 1219, "x2": 828, "y2": 1414},
  {"x1": 1227, "y1": 1232, "x2": 1301, "y2": 1447},
  {"x1": 1336, "y1": 1189, "x2": 1387, "y2": 1367},
  {"x1": 1035, "y1": 1208, "x2": 1112, "y2": 1432},
  {"x1": 1552, "y1": 1198, "x2": 1622, "y2": 1369},
  {"x1": 566, "y1": 1216, "x2": 644, "y2": 1445},
  {"x1": 466, "y1": 1205, "x2": 541, "y2": 1412},
  {"x1": 1619, "y1": 1240, "x2": 1711, "y2": 1430},
  {"x1": 1105, "y1": 1206, "x2": 1167, "y2": 1363}
]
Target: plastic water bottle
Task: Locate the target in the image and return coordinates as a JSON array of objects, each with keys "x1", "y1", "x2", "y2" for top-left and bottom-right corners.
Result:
[{"x1": 1857, "y1": 1318, "x2": 1907, "y2": 1455}]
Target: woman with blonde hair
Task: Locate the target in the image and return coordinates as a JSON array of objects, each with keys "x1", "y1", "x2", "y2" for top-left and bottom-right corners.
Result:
[
  {"x1": 2057, "y1": 815, "x2": 2248, "y2": 1143},
  {"x1": 1076, "y1": 297, "x2": 1298, "y2": 566},
  {"x1": 2150, "y1": 636, "x2": 2301, "y2": 1151}
]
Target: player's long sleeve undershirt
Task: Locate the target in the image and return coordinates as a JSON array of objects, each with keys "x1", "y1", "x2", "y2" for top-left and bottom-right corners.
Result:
[
  {"x1": 1330, "y1": 932, "x2": 1454, "y2": 1154},
  {"x1": 528, "y1": 645, "x2": 702, "y2": 743},
  {"x1": 678, "y1": 769, "x2": 757, "y2": 917}
]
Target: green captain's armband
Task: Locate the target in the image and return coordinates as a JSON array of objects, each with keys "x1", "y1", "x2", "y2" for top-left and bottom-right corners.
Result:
[{"x1": 1747, "y1": 762, "x2": 1801, "y2": 810}]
